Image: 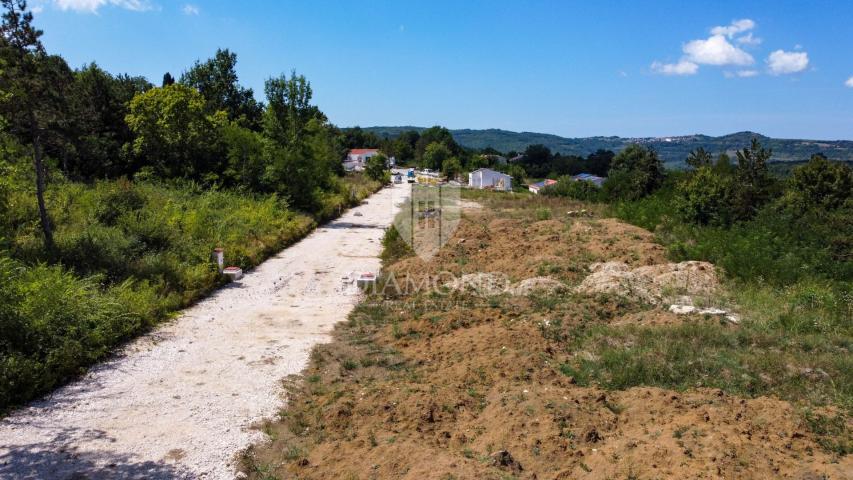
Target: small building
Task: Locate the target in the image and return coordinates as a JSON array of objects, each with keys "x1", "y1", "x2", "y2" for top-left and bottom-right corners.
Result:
[
  {"x1": 573, "y1": 173, "x2": 605, "y2": 187},
  {"x1": 344, "y1": 149, "x2": 395, "y2": 172},
  {"x1": 468, "y1": 168, "x2": 512, "y2": 191},
  {"x1": 528, "y1": 179, "x2": 558, "y2": 194}
]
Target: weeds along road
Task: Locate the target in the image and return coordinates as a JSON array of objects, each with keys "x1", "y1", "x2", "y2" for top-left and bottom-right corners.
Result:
[{"x1": 0, "y1": 182, "x2": 411, "y2": 480}]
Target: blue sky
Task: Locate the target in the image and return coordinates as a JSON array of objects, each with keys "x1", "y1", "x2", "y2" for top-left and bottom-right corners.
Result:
[{"x1": 32, "y1": 0, "x2": 853, "y2": 139}]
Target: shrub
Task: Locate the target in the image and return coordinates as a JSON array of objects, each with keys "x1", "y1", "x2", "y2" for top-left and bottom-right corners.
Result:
[
  {"x1": 675, "y1": 166, "x2": 737, "y2": 226},
  {"x1": 605, "y1": 144, "x2": 664, "y2": 200},
  {"x1": 542, "y1": 176, "x2": 601, "y2": 202}
]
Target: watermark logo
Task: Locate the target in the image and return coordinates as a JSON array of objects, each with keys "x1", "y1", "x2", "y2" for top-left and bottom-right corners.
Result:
[{"x1": 393, "y1": 183, "x2": 461, "y2": 260}]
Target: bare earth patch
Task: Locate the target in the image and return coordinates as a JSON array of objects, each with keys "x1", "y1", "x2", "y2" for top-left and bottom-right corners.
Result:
[{"x1": 242, "y1": 194, "x2": 850, "y2": 480}]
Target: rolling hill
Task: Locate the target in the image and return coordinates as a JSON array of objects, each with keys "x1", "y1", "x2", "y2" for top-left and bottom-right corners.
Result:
[{"x1": 362, "y1": 127, "x2": 853, "y2": 165}]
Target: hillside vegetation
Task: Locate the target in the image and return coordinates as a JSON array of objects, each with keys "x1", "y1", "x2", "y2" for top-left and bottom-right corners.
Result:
[{"x1": 363, "y1": 126, "x2": 853, "y2": 165}]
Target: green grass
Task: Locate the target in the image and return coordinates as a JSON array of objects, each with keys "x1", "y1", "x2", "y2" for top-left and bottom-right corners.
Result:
[{"x1": 1, "y1": 174, "x2": 380, "y2": 410}]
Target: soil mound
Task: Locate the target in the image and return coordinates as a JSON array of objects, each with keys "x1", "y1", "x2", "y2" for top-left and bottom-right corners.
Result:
[{"x1": 575, "y1": 260, "x2": 719, "y2": 304}]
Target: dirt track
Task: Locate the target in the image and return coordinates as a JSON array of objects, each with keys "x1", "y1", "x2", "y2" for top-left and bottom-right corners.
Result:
[{"x1": 0, "y1": 183, "x2": 410, "y2": 480}]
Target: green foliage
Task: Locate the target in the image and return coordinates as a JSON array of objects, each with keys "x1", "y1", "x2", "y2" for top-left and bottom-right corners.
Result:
[
  {"x1": 179, "y1": 48, "x2": 263, "y2": 130},
  {"x1": 415, "y1": 126, "x2": 458, "y2": 163},
  {"x1": 67, "y1": 63, "x2": 151, "y2": 178},
  {"x1": 421, "y1": 142, "x2": 451, "y2": 171},
  {"x1": 685, "y1": 147, "x2": 713, "y2": 169},
  {"x1": 542, "y1": 175, "x2": 602, "y2": 201},
  {"x1": 0, "y1": 255, "x2": 162, "y2": 408},
  {"x1": 675, "y1": 166, "x2": 736, "y2": 226},
  {"x1": 125, "y1": 84, "x2": 226, "y2": 180},
  {"x1": 364, "y1": 153, "x2": 388, "y2": 182},
  {"x1": 441, "y1": 156, "x2": 462, "y2": 180},
  {"x1": 0, "y1": 173, "x2": 379, "y2": 409},
  {"x1": 731, "y1": 138, "x2": 775, "y2": 219},
  {"x1": 605, "y1": 144, "x2": 664, "y2": 200},
  {"x1": 785, "y1": 154, "x2": 853, "y2": 211}
]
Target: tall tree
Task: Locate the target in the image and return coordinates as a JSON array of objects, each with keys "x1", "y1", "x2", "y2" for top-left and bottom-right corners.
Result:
[
  {"x1": 161, "y1": 72, "x2": 175, "y2": 86},
  {"x1": 686, "y1": 147, "x2": 713, "y2": 170},
  {"x1": 0, "y1": 0, "x2": 67, "y2": 250},
  {"x1": 733, "y1": 138, "x2": 774, "y2": 218},
  {"x1": 605, "y1": 144, "x2": 664, "y2": 200},
  {"x1": 263, "y1": 70, "x2": 316, "y2": 145},
  {"x1": 180, "y1": 49, "x2": 262, "y2": 129},
  {"x1": 125, "y1": 84, "x2": 225, "y2": 180},
  {"x1": 68, "y1": 63, "x2": 151, "y2": 178}
]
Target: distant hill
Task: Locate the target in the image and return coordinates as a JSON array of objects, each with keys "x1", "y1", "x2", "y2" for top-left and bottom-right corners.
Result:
[{"x1": 362, "y1": 127, "x2": 853, "y2": 166}]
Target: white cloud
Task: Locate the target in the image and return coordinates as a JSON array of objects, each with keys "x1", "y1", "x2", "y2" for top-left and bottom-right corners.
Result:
[
  {"x1": 683, "y1": 35, "x2": 754, "y2": 66},
  {"x1": 845, "y1": 76, "x2": 853, "y2": 88},
  {"x1": 766, "y1": 49, "x2": 809, "y2": 75},
  {"x1": 31, "y1": 4, "x2": 44, "y2": 13},
  {"x1": 736, "y1": 69, "x2": 758, "y2": 77},
  {"x1": 710, "y1": 19, "x2": 755, "y2": 38},
  {"x1": 736, "y1": 32, "x2": 762, "y2": 46},
  {"x1": 651, "y1": 60, "x2": 699, "y2": 76},
  {"x1": 54, "y1": 0, "x2": 152, "y2": 13},
  {"x1": 182, "y1": 4, "x2": 198, "y2": 15}
]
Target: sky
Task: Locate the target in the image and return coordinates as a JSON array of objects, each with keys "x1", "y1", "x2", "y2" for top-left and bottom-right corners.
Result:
[{"x1": 29, "y1": 0, "x2": 853, "y2": 139}]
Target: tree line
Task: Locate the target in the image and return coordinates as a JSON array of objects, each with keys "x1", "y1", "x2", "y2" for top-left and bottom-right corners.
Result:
[{"x1": 0, "y1": 0, "x2": 355, "y2": 253}]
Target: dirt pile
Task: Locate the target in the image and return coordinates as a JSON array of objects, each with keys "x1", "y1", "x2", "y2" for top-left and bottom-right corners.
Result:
[
  {"x1": 575, "y1": 260, "x2": 720, "y2": 305},
  {"x1": 242, "y1": 194, "x2": 850, "y2": 480},
  {"x1": 443, "y1": 274, "x2": 567, "y2": 297}
]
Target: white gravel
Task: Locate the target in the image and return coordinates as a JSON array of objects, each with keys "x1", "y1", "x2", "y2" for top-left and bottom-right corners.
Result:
[{"x1": 0, "y1": 183, "x2": 410, "y2": 480}]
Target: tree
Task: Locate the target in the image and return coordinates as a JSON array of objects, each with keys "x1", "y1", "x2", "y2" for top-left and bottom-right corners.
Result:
[
  {"x1": 67, "y1": 63, "x2": 151, "y2": 178},
  {"x1": 161, "y1": 72, "x2": 175, "y2": 86},
  {"x1": 786, "y1": 154, "x2": 853, "y2": 211},
  {"x1": 263, "y1": 71, "x2": 317, "y2": 145},
  {"x1": 503, "y1": 164, "x2": 526, "y2": 188},
  {"x1": 261, "y1": 73, "x2": 328, "y2": 209},
  {"x1": 686, "y1": 147, "x2": 713, "y2": 170},
  {"x1": 606, "y1": 144, "x2": 664, "y2": 200},
  {"x1": 220, "y1": 122, "x2": 265, "y2": 190},
  {"x1": 0, "y1": 0, "x2": 68, "y2": 250},
  {"x1": 421, "y1": 142, "x2": 451, "y2": 170},
  {"x1": 441, "y1": 156, "x2": 462, "y2": 180},
  {"x1": 732, "y1": 138, "x2": 774, "y2": 219},
  {"x1": 415, "y1": 126, "x2": 457, "y2": 163},
  {"x1": 585, "y1": 149, "x2": 614, "y2": 176},
  {"x1": 180, "y1": 49, "x2": 262, "y2": 130},
  {"x1": 676, "y1": 166, "x2": 736, "y2": 225},
  {"x1": 125, "y1": 84, "x2": 225, "y2": 180},
  {"x1": 365, "y1": 153, "x2": 388, "y2": 182},
  {"x1": 713, "y1": 153, "x2": 734, "y2": 176}
]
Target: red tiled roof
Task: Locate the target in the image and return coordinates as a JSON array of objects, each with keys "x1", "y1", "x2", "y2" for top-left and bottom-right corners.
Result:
[{"x1": 349, "y1": 148, "x2": 379, "y2": 155}]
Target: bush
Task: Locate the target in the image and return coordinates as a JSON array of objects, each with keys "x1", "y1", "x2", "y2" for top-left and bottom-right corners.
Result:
[
  {"x1": 0, "y1": 173, "x2": 382, "y2": 409},
  {"x1": 605, "y1": 144, "x2": 664, "y2": 200},
  {"x1": 542, "y1": 176, "x2": 602, "y2": 202},
  {"x1": 675, "y1": 166, "x2": 736, "y2": 226}
]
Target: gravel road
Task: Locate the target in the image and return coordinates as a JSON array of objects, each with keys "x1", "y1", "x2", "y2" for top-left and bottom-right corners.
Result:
[{"x1": 0, "y1": 183, "x2": 410, "y2": 480}]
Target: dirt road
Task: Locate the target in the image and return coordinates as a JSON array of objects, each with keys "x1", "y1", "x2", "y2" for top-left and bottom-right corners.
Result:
[{"x1": 0, "y1": 183, "x2": 410, "y2": 480}]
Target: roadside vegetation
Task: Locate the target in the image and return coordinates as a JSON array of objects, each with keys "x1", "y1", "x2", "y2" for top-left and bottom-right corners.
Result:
[{"x1": 0, "y1": 1, "x2": 381, "y2": 410}]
